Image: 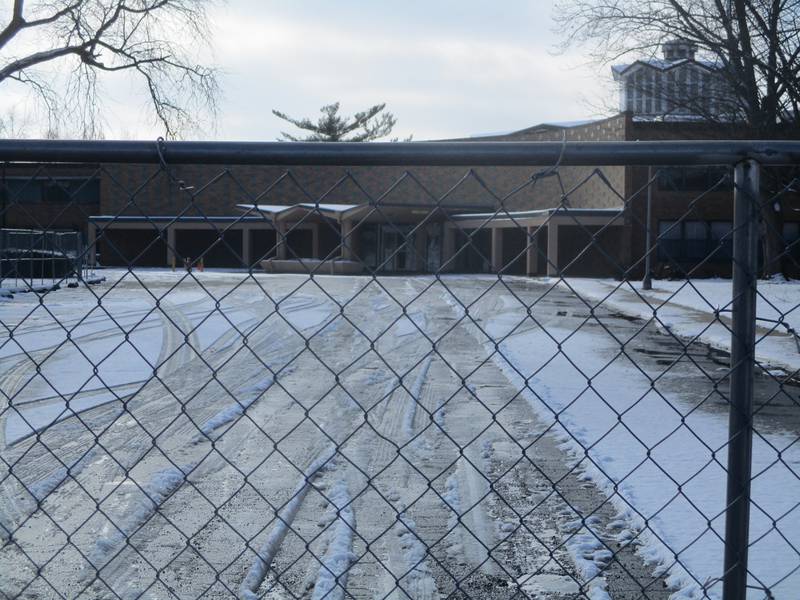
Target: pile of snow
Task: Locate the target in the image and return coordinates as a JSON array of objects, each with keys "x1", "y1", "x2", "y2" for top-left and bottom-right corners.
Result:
[
  {"x1": 0, "y1": 282, "x2": 60, "y2": 295},
  {"x1": 560, "y1": 516, "x2": 611, "y2": 599}
]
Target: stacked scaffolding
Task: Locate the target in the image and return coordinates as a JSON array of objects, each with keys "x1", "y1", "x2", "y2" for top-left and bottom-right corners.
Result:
[{"x1": 0, "y1": 228, "x2": 85, "y2": 291}]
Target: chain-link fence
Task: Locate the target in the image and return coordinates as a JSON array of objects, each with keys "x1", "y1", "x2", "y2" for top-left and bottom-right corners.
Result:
[{"x1": 0, "y1": 139, "x2": 799, "y2": 600}]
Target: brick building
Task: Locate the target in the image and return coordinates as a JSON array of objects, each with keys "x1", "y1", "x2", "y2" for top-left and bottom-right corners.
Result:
[
  {"x1": 4, "y1": 112, "x2": 796, "y2": 278},
  {"x1": 80, "y1": 109, "x2": 798, "y2": 278},
  {"x1": 4, "y1": 40, "x2": 798, "y2": 277},
  {"x1": 86, "y1": 117, "x2": 631, "y2": 275}
]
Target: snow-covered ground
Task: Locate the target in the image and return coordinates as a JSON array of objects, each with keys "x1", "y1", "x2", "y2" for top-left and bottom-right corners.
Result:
[
  {"x1": 561, "y1": 277, "x2": 800, "y2": 373},
  {"x1": 472, "y1": 275, "x2": 800, "y2": 598},
  {"x1": 0, "y1": 271, "x2": 797, "y2": 599}
]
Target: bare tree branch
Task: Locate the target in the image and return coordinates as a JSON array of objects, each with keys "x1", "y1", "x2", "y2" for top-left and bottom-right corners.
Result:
[
  {"x1": 0, "y1": 0, "x2": 220, "y2": 138},
  {"x1": 553, "y1": 0, "x2": 800, "y2": 131},
  {"x1": 553, "y1": 1, "x2": 800, "y2": 277}
]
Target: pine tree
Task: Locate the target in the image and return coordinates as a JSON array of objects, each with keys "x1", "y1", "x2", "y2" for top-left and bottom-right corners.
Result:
[{"x1": 272, "y1": 102, "x2": 400, "y2": 142}]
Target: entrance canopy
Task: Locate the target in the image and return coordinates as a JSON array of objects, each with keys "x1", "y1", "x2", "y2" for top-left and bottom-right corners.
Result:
[
  {"x1": 236, "y1": 202, "x2": 476, "y2": 225},
  {"x1": 236, "y1": 203, "x2": 361, "y2": 223}
]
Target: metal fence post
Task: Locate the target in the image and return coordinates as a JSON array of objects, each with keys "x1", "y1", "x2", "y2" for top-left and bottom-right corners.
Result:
[
  {"x1": 722, "y1": 159, "x2": 760, "y2": 600},
  {"x1": 643, "y1": 166, "x2": 654, "y2": 290}
]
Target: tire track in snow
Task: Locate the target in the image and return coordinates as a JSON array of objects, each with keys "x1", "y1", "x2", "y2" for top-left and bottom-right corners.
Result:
[
  {"x1": 235, "y1": 281, "x2": 432, "y2": 599},
  {"x1": 96, "y1": 288, "x2": 355, "y2": 599},
  {"x1": 80, "y1": 354, "x2": 327, "y2": 596},
  {"x1": 237, "y1": 284, "x2": 372, "y2": 599},
  {"x1": 0, "y1": 296, "x2": 209, "y2": 448},
  {"x1": 193, "y1": 372, "x2": 278, "y2": 440},
  {"x1": 80, "y1": 463, "x2": 194, "y2": 584},
  {"x1": 348, "y1": 350, "x2": 439, "y2": 599},
  {"x1": 402, "y1": 354, "x2": 433, "y2": 443},
  {"x1": 0, "y1": 446, "x2": 100, "y2": 543},
  {"x1": 156, "y1": 298, "x2": 203, "y2": 378},
  {"x1": 0, "y1": 293, "x2": 212, "y2": 350},
  {"x1": 438, "y1": 279, "x2": 672, "y2": 598},
  {"x1": 82, "y1": 320, "x2": 312, "y2": 597},
  {"x1": 442, "y1": 450, "x2": 498, "y2": 577},
  {"x1": 416, "y1": 290, "x2": 500, "y2": 580},
  {"x1": 240, "y1": 445, "x2": 337, "y2": 600},
  {"x1": 0, "y1": 294, "x2": 219, "y2": 428},
  {"x1": 0, "y1": 282, "x2": 346, "y2": 597},
  {"x1": 0, "y1": 296, "x2": 298, "y2": 594},
  {"x1": 0, "y1": 295, "x2": 214, "y2": 449},
  {"x1": 310, "y1": 479, "x2": 356, "y2": 600},
  {"x1": 349, "y1": 279, "x2": 442, "y2": 599}
]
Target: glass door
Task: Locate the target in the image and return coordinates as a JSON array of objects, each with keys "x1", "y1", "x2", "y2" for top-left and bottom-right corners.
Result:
[{"x1": 380, "y1": 225, "x2": 415, "y2": 272}]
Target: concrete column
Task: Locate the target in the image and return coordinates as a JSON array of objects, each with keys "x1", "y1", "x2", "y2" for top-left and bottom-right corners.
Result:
[
  {"x1": 340, "y1": 220, "x2": 354, "y2": 260},
  {"x1": 526, "y1": 226, "x2": 536, "y2": 276},
  {"x1": 442, "y1": 225, "x2": 456, "y2": 273},
  {"x1": 276, "y1": 220, "x2": 287, "y2": 259},
  {"x1": 414, "y1": 227, "x2": 427, "y2": 272},
  {"x1": 491, "y1": 227, "x2": 503, "y2": 273},
  {"x1": 547, "y1": 222, "x2": 559, "y2": 276},
  {"x1": 242, "y1": 226, "x2": 251, "y2": 268},
  {"x1": 166, "y1": 226, "x2": 176, "y2": 268},
  {"x1": 87, "y1": 224, "x2": 97, "y2": 267},
  {"x1": 311, "y1": 223, "x2": 320, "y2": 259}
]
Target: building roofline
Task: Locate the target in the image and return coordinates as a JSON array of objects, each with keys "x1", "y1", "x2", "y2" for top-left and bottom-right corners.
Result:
[
  {"x1": 437, "y1": 115, "x2": 621, "y2": 143},
  {"x1": 451, "y1": 207, "x2": 623, "y2": 220},
  {"x1": 238, "y1": 202, "x2": 501, "y2": 222},
  {"x1": 89, "y1": 215, "x2": 269, "y2": 222},
  {"x1": 612, "y1": 58, "x2": 719, "y2": 80}
]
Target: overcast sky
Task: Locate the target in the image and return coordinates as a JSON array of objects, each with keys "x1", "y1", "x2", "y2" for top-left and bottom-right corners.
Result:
[{"x1": 3, "y1": 0, "x2": 615, "y2": 141}]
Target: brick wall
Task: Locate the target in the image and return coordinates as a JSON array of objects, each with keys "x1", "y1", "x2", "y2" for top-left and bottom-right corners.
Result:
[
  {"x1": 447, "y1": 114, "x2": 628, "y2": 211},
  {"x1": 625, "y1": 120, "x2": 800, "y2": 278},
  {"x1": 98, "y1": 116, "x2": 630, "y2": 218},
  {"x1": 558, "y1": 224, "x2": 627, "y2": 277},
  {"x1": 1, "y1": 163, "x2": 100, "y2": 234}
]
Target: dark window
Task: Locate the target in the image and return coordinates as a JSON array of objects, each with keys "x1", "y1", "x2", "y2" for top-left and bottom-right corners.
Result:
[
  {"x1": 43, "y1": 182, "x2": 72, "y2": 203},
  {"x1": 710, "y1": 221, "x2": 733, "y2": 260},
  {"x1": 683, "y1": 220, "x2": 707, "y2": 260},
  {"x1": 42, "y1": 179, "x2": 100, "y2": 204},
  {"x1": 1, "y1": 177, "x2": 99, "y2": 204},
  {"x1": 359, "y1": 224, "x2": 379, "y2": 268},
  {"x1": 657, "y1": 220, "x2": 682, "y2": 260},
  {"x1": 657, "y1": 167, "x2": 731, "y2": 192},
  {"x1": 2, "y1": 179, "x2": 39, "y2": 204},
  {"x1": 784, "y1": 222, "x2": 800, "y2": 261},
  {"x1": 657, "y1": 220, "x2": 733, "y2": 262},
  {"x1": 784, "y1": 222, "x2": 799, "y2": 242}
]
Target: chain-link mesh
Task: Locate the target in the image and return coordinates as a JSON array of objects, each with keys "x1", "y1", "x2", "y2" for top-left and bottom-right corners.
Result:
[{"x1": 0, "y1": 142, "x2": 799, "y2": 599}]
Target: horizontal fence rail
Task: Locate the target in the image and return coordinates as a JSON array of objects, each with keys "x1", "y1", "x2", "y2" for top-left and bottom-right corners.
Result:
[
  {"x1": 0, "y1": 140, "x2": 798, "y2": 600},
  {"x1": 0, "y1": 139, "x2": 799, "y2": 165}
]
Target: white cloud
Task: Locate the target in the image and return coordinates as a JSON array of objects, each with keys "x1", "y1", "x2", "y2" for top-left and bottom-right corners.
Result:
[
  {"x1": 211, "y1": 3, "x2": 607, "y2": 141},
  {"x1": 2, "y1": 0, "x2": 612, "y2": 140}
]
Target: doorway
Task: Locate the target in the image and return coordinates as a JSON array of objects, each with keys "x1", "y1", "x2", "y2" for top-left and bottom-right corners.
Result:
[{"x1": 381, "y1": 225, "x2": 415, "y2": 272}]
